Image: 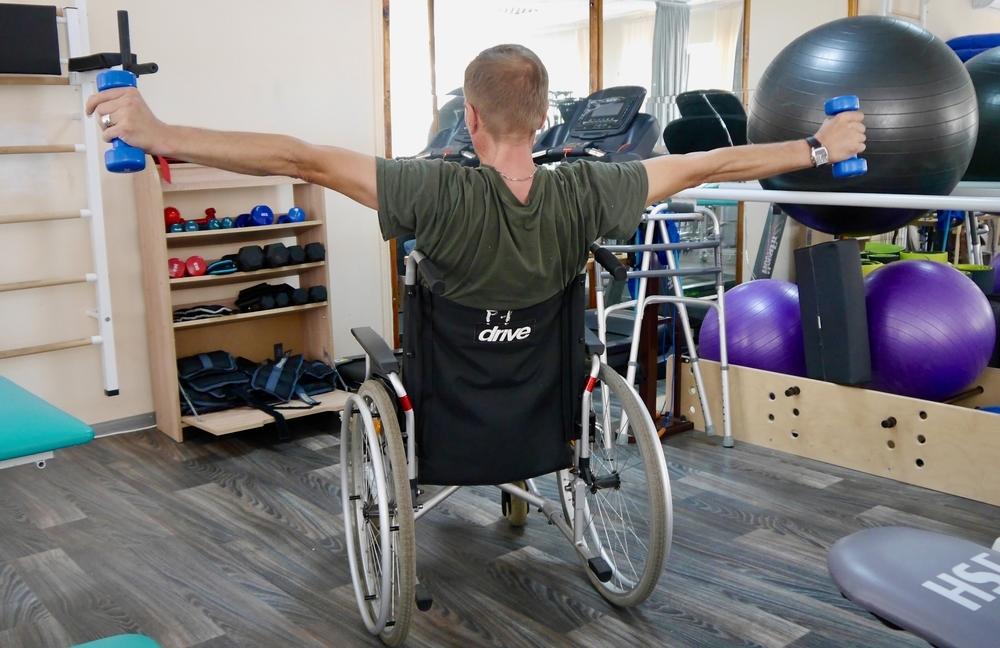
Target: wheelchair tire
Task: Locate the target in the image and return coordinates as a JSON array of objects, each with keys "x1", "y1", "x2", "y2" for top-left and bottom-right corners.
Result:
[
  {"x1": 341, "y1": 380, "x2": 415, "y2": 646},
  {"x1": 559, "y1": 363, "x2": 672, "y2": 608}
]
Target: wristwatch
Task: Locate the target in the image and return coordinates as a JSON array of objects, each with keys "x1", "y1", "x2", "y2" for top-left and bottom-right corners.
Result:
[{"x1": 806, "y1": 136, "x2": 829, "y2": 167}]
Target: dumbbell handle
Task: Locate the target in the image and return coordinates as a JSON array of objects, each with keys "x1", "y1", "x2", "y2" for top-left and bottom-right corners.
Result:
[
  {"x1": 823, "y1": 95, "x2": 867, "y2": 179},
  {"x1": 96, "y1": 69, "x2": 147, "y2": 173}
]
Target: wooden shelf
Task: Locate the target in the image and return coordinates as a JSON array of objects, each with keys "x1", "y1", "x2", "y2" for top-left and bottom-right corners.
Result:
[
  {"x1": 173, "y1": 302, "x2": 327, "y2": 330},
  {"x1": 169, "y1": 262, "x2": 325, "y2": 290},
  {"x1": 182, "y1": 389, "x2": 349, "y2": 436},
  {"x1": 165, "y1": 221, "x2": 322, "y2": 248},
  {"x1": 0, "y1": 74, "x2": 70, "y2": 86},
  {"x1": 136, "y1": 165, "x2": 332, "y2": 442},
  {"x1": 162, "y1": 163, "x2": 305, "y2": 193}
]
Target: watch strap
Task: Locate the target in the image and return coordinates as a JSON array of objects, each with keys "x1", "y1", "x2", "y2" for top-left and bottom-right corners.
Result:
[{"x1": 806, "y1": 136, "x2": 822, "y2": 149}]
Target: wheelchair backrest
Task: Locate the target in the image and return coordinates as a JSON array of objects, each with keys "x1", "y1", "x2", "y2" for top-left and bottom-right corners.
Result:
[{"x1": 402, "y1": 276, "x2": 587, "y2": 486}]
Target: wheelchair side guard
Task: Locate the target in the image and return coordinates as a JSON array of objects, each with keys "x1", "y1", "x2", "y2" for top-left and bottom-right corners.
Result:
[{"x1": 351, "y1": 327, "x2": 400, "y2": 377}]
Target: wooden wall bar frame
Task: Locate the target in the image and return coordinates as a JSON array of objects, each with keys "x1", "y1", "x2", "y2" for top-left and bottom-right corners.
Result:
[{"x1": 680, "y1": 360, "x2": 1000, "y2": 506}]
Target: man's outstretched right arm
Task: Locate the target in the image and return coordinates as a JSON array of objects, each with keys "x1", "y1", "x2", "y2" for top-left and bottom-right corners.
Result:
[{"x1": 86, "y1": 87, "x2": 378, "y2": 209}]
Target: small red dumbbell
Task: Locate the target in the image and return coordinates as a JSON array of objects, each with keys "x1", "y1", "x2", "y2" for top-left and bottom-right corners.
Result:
[
  {"x1": 168, "y1": 257, "x2": 186, "y2": 279},
  {"x1": 185, "y1": 256, "x2": 207, "y2": 276}
]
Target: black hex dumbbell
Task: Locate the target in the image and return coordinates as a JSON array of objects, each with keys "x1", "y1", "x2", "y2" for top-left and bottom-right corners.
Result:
[
  {"x1": 307, "y1": 285, "x2": 327, "y2": 303},
  {"x1": 225, "y1": 245, "x2": 264, "y2": 272},
  {"x1": 304, "y1": 242, "x2": 325, "y2": 263},
  {"x1": 287, "y1": 245, "x2": 305, "y2": 265},
  {"x1": 263, "y1": 242, "x2": 289, "y2": 268}
]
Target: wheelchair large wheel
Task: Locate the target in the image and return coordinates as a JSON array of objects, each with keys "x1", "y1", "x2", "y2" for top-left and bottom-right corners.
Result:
[
  {"x1": 341, "y1": 379, "x2": 415, "y2": 646},
  {"x1": 558, "y1": 362, "x2": 672, "y2": 607}
]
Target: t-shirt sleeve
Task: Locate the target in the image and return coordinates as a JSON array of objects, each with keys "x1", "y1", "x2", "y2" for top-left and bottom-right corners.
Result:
[
  {"x1": 580, "y1": 160, "x2": 649, "y2": 239},
  {"x1": 375, "y1": 157, "x2": 454, "y2": 241}
]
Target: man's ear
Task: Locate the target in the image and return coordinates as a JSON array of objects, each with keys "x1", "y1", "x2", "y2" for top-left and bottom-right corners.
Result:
[{"x1": 465, "y1": 100, "x2": 480, "y2": 134}]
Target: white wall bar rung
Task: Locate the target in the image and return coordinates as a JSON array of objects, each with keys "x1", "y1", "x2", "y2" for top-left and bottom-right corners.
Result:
[
  {"x1": 0, "y1": 209, "x2": 88, "y2": 225},
  {"x1": 66, "y1": 0, "x2": 119, "y2": 396},
  {"x1": 0, "y1": 144, "x2": 84, "y2": 154},
  {"x1": 675, "y1": 181, "x2": 1000, "y2": 213},
  {"x1": 0, "y1": 276, "x2": 94, "y2": 293},
  {"x1": 0, "y1": 337, "x2": 96, "y2": 361}
]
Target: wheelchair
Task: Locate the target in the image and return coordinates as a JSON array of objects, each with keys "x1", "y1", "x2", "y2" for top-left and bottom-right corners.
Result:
[{"x1": 341, "y1": 248, "x2": 673, "y2": 645}]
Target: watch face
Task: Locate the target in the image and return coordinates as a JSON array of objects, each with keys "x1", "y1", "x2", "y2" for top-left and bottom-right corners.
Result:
[{"x1": 813, "y1": 146, "x2": 829, "y2": 166}]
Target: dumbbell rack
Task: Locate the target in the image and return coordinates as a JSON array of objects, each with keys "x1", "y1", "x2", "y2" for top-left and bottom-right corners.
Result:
[
  {"x1": 0, "y1": 1, "x2": 119, "y2": 395},
  {"x1": 134, "y1": 163, "x2": 347, "y2": 442}
]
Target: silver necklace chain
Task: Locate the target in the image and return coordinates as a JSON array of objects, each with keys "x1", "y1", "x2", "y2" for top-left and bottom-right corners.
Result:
[{"x1": 497, "y1": 166, "x2": 538, "y2": 182}]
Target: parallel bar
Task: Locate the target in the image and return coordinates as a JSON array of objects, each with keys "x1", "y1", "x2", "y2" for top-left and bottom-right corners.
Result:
[
  {"x1": 0, "y1": 144, "x2": 83, "y2": 155},
  {"x1": 603, "y1": 267, "x2": 723, "y2": 279},
  {"x1": 605, "y1": 241, "x2": 719, "y2": 253},
  {"x1": 0, "y1": 75, "x2": 70, "y2": 86},
  {"x1": 0, "y1": 276, "x2": 91, "y2": 293},
  {"x1": 0, "y1": 337, "x2": 94, "y2": 361},
  {"x1": 0, "y1": 210, "x2": 86, "y2": 225},
  {"x1": 643, "y1": 213, "x2": 705, "y2": 222},
  {"x1": 676, "y1": 183, "x2": 1000, "y2": 213}
]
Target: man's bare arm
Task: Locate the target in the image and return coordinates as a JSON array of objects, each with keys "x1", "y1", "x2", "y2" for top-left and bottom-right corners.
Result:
[
  {"x1": 643, "y1": 111, "x2": 866, "y2": 205},
  {"x1": 86, "y1": 88, "x2": 378, "y2": 209}
]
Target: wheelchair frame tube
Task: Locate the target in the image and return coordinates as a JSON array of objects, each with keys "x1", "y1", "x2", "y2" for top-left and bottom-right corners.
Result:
[{"x1": 386, "y1": 372, "x2": 416, "y2": 482}]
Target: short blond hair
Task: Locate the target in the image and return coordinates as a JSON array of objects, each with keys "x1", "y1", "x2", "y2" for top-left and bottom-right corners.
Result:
[{"x1": 464, "y1": 44, "x2": 548, "y2": 139}]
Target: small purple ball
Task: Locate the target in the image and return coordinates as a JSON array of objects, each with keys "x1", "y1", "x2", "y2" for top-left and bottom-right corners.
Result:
[
  {"x1": 865, "y1": 260, "x2": 996, "y2": 401},
  {"x1": 699, "y1": 280, "x2": 806, "y2": 376}
]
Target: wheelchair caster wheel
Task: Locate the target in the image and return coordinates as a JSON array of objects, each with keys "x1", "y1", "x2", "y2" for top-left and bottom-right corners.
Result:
[
  {"x1": 415, "y1": 583, "x2": 433, "y2": 612},
  {"x1": 501, "y1": 480, "x2": 529, "y2": 527}
]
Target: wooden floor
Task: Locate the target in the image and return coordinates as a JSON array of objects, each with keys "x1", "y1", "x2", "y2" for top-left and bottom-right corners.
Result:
[{"x1": 1, "y1": 416, "x2": 997, "y2": 648}]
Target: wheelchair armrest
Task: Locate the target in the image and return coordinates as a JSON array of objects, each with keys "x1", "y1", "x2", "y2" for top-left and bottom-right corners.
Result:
[
  {"x1": 585, "y1": 328, "x2": 606, "y2": 356},
  {"x1": 350, "y1": 327, "x2": 400, "y2": 377}
]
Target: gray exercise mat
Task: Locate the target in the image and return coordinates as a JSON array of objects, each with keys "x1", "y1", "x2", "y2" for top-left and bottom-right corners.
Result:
[{"x1": 829, "y1": 526, "x2": 1000, "y2": 648}]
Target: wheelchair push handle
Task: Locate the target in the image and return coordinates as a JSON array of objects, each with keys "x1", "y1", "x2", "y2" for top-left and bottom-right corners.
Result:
[
  {"x1": 590, "y1": 243, "x2": 628, "y2": 281},
  {"x1": 417, "y1": 257, "x2": 446, "y2": 295}
]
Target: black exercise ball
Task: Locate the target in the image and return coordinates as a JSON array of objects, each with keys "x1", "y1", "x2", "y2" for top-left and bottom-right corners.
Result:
[
  {"x1": 748, "y1": 16, "x2": 979, "y2": 236},
  {"x1": 965, "y1": 46, "x2": 1000, "y2": 180}
]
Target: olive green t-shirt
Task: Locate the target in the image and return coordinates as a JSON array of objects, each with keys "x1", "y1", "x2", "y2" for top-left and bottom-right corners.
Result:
[{"x1": 376, "y1": 158, "x2": 649, "y2": 310}]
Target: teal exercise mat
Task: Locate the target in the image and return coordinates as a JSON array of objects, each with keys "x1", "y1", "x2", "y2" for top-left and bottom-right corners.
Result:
[
  {"x1": 73, "y1": 635, "x2": 162, "y2": 648},
  {"x1": 0, "y1": 377, "x2": 93, "y2": 461}
]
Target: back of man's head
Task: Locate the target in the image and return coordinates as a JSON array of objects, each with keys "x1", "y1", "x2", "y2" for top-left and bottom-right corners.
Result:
[{"x1": 464, "y1": 44, "x2": 549, "y2": 140}]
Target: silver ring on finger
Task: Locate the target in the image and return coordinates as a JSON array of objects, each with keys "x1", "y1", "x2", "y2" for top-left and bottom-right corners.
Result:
[{"x1": 101, "y1": 113, "x2": 114, "y2": 129}]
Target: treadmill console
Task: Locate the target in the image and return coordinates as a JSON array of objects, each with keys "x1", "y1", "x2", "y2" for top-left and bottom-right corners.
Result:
[{"x1": 570, "y1": 86, "x2": 647, "y2": 140}]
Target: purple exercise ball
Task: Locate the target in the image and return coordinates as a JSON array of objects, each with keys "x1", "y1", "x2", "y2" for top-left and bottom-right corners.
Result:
[
  {"x1": 865, "y1": 260, "x2": 996, "y2": 401},
  {"x1": 993, "y1": 255, "x2": 1000, "y2": 293},
  {"x1": 699, "y1": 280, "x2": 806, "y2": 376}
]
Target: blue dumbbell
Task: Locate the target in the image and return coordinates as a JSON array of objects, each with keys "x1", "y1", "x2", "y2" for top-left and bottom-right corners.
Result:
[
  {"x1": 278, "y1": 207, "x2": 305, "y2": 224},
  {"x1": 235, "y1": 214, "x2": 250, "y2": 228},
  {"x1": 220, "y1": 217, "x2": 234, "y2": 229},
  {"x1": 169, "y1": 223, "x2": 184, "y2": 233},
  {"x1": 183, "y1": 220, "x2": 199, "y2": 232},
  {"x1": 823, "y1": 95, "x2": 868, "y2": 178},
  {"x1": 250, "y1": 204, "x2": 274, "y2": 226},
  {"x1": 96, "y1": 69, "x2": 147, "y2": 173}
]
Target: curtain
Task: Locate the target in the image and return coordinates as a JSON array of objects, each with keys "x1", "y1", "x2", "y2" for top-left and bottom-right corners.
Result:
[{"x1": 649, "y1": 1, "x2": 690, "y2": 128}]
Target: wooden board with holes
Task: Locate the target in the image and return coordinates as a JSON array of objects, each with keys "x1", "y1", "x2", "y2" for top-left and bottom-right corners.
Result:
[{"x1": 679, "y1": 361, "x2": 1000, "y2": 506}]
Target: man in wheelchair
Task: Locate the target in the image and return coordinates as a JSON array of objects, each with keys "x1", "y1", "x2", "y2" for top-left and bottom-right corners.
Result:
[{"x1": 87, "y1": 44, "x2": 865, "y2": 646}]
